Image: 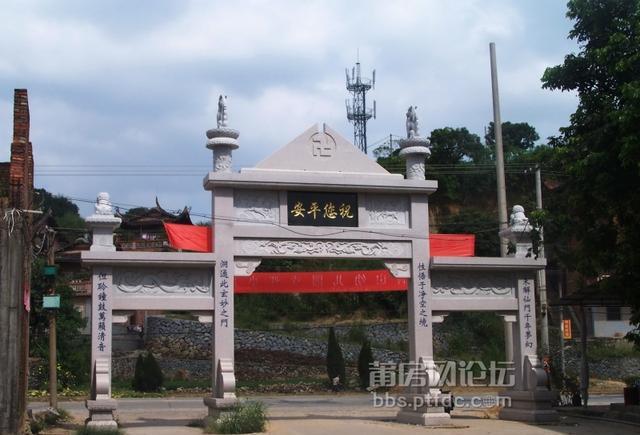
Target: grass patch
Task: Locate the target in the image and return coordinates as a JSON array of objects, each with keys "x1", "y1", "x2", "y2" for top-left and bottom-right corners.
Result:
[
  {"x1": 205, "y1": 401, "x2": 267, "y2": 434},
  {"x1": 587, "y1": 339, "x2": 640, "y2": 360}
]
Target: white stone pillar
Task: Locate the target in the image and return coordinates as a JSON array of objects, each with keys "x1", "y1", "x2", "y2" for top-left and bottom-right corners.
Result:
[
  {"x1": 397, "y1": 189, "x2": 451, "y2": 425},
  {"x1": 84, "y1": 193, "x2": 120, "y2": 429},
  {"x1": 498, "y1": 206, "x2": 557, "y2": 422},
  {"x1": 204, "y1": 104, "x2": 239, "y2": 417}
]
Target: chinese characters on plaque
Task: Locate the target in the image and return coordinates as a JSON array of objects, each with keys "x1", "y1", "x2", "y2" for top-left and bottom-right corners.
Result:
[
  {"x1": 218, "y1": 260, "x2": 230, "y2": 328},
  {"x1": 521, "y1": 279, "x2": 534, "y2": 350},
  {"x1": 417, "y1": 262, "x2": 429, "y2": 328},
  {"x1": 288, "y1": 191, "x2": 358, "y2": 227},
  {"x1": 96, "y1": 272, "x2": 109, "y2": 353}
]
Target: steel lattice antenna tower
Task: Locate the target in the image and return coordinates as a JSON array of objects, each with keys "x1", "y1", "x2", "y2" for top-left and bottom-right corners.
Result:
[{"x1": 345, "y1": 61, "x2": 376, "y2": 153}]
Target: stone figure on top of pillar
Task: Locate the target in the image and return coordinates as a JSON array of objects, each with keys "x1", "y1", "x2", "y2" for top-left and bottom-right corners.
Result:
[
  {"x1": 94, "y1": 192, "x2": 114, "y2": 216},
  {"x1": 406, "y1": 106, "x2": 419, "y2": 138},
  {"x1": 217, "y1": 95, "x2": 228, "y2": 128}
]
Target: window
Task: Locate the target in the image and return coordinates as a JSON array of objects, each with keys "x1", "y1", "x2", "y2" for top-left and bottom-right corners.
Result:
[{"x1": 606, "y1": 306, "x2": 621, "y2": 321}]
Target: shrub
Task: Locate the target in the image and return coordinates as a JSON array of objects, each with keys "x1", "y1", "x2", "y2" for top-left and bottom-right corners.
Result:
[
  {"x1": 131, "y1": 352, "x2": 163, "y2": 392},
  {"x1": 206, "y1": 401, "x2": 267, "y2": 434},
  {"x1": 358, "y1": 338, "x2": 374, "y2": 389},
  {"x1": 326, "y1": 327, "x2": 346, "y2": 389}
]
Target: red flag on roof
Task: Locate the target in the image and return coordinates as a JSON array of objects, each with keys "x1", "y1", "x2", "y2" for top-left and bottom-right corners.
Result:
[{"x1": 164, "y1": 223, "x2": 212, "y2": 253}]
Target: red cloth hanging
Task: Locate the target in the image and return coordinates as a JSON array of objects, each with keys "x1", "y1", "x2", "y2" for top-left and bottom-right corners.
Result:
[
  {"x1": 163, "y1": 222, "x2": 212, "y2": 253},
  {"x1": 430, "y1": 234, "x2": 475, "y2": 256}
]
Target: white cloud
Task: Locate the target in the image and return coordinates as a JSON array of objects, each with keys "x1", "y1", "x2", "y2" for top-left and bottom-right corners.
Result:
[{"x1": 0, "y1": 0, "x2": 578, "y2": 216}]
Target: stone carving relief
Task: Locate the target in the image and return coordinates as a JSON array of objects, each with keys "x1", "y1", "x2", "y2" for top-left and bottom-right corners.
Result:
[
  {"x1": 235, "y1": 258, "x2": 262, "y2": 276},
  {"x1": 431, "y1": 271, "x2": 515, "y2": 297},
  {"x1": 365, "y1": 194, "x2": 409, "y2": 227},
  {"x1": 113, "y1": 267, "x2": 212, "y2": 295},
  {"x1": 214, "y1": 149, "x2": 232, "y2": 172},
  {"x1": 384, "y1": 261, "x2": 411, "y2": 278},
  {"x1": 407, "y1": 162, "x2": 426, "y2": 180},
  {"x1": 235, "y1": 239, "x2": 411, "y2": 258},
  {"x1": 234, "y1": 190, "x2": 278, "y2": 223},
  {"x1": 311, "y1": 130, "x2": 336, "y2": 157}
]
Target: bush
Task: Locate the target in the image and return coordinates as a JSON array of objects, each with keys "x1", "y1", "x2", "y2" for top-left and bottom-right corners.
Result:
[
  {"x1": 358, "y1": 338, "x2": 374, "y2": 389},
  {"x1": 326, "y1": 327, "x2": 346, "y2": 389},
  {"x1": 131, "y1": 352, "x2": 163, "y2": 392},
  {"x1": 206, "y1": 401, "x2": 267, "y2": 434}
]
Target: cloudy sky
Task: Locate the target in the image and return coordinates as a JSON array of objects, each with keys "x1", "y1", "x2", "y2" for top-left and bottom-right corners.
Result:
[{"x1": 0, "y1": 0, "x2": 578, "y2": 220}]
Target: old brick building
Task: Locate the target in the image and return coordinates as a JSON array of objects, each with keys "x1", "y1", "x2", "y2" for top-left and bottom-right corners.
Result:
[{"x1": 0, "y1": 89, "x2": 34, "y2": 434}]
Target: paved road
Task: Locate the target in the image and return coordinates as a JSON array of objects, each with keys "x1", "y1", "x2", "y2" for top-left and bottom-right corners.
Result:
[
  {"x1": 29, "y1": 393, "x2": 624, "y2": 413},
  {"x1": 29, "y1": 394, "x2": 633, "y2": 435}
]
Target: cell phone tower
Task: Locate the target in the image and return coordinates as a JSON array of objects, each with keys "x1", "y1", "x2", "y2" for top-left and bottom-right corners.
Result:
[{"x1": 345, "y1": 61, "x2": 376, "y2": 154}]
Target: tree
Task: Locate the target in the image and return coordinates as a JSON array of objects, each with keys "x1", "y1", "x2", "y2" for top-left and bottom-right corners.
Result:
[
  {"x1": 485, "y1": 121, "x2": 540, "y2": 161},
  {"x1": 541, "y1": 0, "x2": 640, "y2": 343},
  {"x1": 29, "y1": 258, "x2": 89, "y2": 388},
  {"x1": 132, "y1": 352, "x2": 164, "y2": 392},
  {"x1": 429, "y1": 127, "x2": 488, "y2": 164},
  {"x1": 326, "y1": 327, "x2": 346, "y2": 389},
  {"x1": 357, "y1": 338, "x2": 374, "y2": 389}
]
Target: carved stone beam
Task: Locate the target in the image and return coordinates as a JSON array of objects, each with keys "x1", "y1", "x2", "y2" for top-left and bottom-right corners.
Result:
[
  {"x1": 383, "y1": 261, "x2": 411, "y2": 278},
  {"x1": 234, "y1": 258, "x2": 262, "y2": 277}
]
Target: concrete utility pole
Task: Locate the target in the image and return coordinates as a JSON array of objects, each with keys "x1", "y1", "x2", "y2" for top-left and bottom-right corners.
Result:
[
  {"x1": 490, "y1": 43, "x2": 513, "y2": 363},
  {"x1": 490, "y1": 42, "x2": 509, "y2": 257},
  {"x1": 535, "y1": 166, "x2": 550, "y2": 353}
]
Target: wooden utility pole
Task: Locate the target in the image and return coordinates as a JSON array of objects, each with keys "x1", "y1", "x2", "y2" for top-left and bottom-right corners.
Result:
[{"x1": 47, "y1": 229, "x2": 58, "y2": 408}]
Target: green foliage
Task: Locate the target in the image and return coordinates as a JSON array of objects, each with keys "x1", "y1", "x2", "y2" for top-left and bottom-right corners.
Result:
[
  {"x1": 205, "y1": 401, "x2": 267, "y2": 434},
  {"x1": 436, "y1": 210, "x2": 501, "y2": 257},
  {"x1": 429, "y1": 127, "x2": 487, "y2": 164},
  {"x1": 131, "y1": 352, "x2": 164, "y2": 392},
  {"x1": 357, "y1": 338, "x2": 374, "y2": 389},
  {"x1": 485, "y1": 121, "x2": 540, "y2": 161},
  {"x1": 541, "y1": 0, "x2": 640, "y2": 341},
  {"x1": 29, "y1": 258, "x2": 89, "y2": 389},
  {"x1": 326, "y1": 327, "x2": 346, "y2": 388},
  {"x1": 33, "y1": 188, "x2": 85, "y2": 244},
  {"x1": 623, "y1": 375, "x2": 640, "y2": 388},
  {"x1": 442, "y1": 312, "x2": 505, "y2": 364}
]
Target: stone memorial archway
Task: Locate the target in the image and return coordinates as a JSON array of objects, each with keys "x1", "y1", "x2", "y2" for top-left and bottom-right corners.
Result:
[{"x1": 81, "y1": 104, "x2": 556, "y2": 428}]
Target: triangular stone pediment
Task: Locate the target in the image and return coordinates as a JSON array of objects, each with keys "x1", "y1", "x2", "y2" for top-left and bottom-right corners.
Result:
[{"x1": 253, "y1": 124, "x2": 391, "y2": 175}]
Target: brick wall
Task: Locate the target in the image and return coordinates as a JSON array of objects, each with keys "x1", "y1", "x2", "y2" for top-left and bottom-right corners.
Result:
[{"x1": 9, "y1": 89, "x2": 33, "y2": 209}]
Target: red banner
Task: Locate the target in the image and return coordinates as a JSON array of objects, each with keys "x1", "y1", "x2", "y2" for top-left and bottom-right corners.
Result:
[
  {"x1": 163, "y1": 224, "x2": 475, "y2": 257},
  {"x1": 164, "y1": 223, "x2": 212, "y2": 253},
  {"x1": 163, "y1": 224, "x2": 475, "y2": 294},
  {"x1": 430, "y1": 234, "x2": 475, "y2": 256},
  {"x1": 236, "y1": 270, "x2": 407, "y2": 294}
]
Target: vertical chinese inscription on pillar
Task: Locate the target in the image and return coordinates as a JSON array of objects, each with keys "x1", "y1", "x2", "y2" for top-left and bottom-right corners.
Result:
[
  {"x1": 96, "y1": 271, "x2": 109, "y2": 353},
  {"x1": 518, "y1": 278, "x2": 537, "y2": 353},
  {"x1": 417, "y1": 262, "x2": 429, "y2": 327},
  {"x1": 218, "y1": 260, "x2": 230, "y2": 328}
]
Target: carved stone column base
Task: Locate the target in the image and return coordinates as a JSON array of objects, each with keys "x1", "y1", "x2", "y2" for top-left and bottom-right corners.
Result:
[
  {"x1": 86, "y1": 399, "x2": 117, "y2": 428},
  {"x1": 396, "y1": 392, "x2": 452, "y2": 426},
  {"x1": 397, "y1": 408, "x2": 451, "y2": 426},
  {"x1": 498, "y1": 390, "x2": 558, "y2": 423},
  {"x1": 204, "y1": 396, "x2": 238, "y2": 419}
]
